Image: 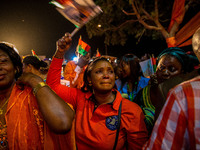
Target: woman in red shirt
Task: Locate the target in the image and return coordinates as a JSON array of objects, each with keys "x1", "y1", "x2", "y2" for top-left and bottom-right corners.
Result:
[{"x1": 46, "y1": 33, "x2": 148, "y2": 150}]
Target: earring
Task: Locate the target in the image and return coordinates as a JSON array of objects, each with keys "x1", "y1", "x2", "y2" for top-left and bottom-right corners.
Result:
[{"x1": 88, "y1": 81, "x2": 92, "y2": 86}]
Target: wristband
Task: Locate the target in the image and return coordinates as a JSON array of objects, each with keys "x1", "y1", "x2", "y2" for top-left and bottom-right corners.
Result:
[{"x1": 33, "y1": 82, "x2": 48, "y2": 96}]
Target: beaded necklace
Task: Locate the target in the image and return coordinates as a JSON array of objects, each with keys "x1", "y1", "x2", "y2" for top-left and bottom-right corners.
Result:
[
  {"x1": 0, "y1": 98, "x2": 9, "y2": 149},
  {"x1": 0, "y1": 122, "x2": 8, "y2": 149}
]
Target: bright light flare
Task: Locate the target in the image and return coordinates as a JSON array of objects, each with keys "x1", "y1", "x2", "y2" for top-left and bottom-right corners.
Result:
[{"x1": 73, "y1": 56, "x2": 78, "y2": 62}]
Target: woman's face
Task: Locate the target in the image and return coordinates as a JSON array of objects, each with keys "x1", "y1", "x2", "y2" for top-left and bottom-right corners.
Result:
[
  {"x1": 0, "y1": 49, "x2": 16, "y2": 88},
  {"x1": 89, "y1": 60, "x2": 115, "y2": 93},
  {"x1": 156, "y1": 55, "x2": 183, "y2": 83},
  {"x1": 121, "y1": 61, "x2": 131, "y2": 78}
]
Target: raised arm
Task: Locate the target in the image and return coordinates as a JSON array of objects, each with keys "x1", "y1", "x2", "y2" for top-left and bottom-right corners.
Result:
[
  {"x1": 46, "y1": 33, "x2": 78, "y2": 106},
  {"x1": 47, "y1": 33, "x2": 72, "y2": 89}
]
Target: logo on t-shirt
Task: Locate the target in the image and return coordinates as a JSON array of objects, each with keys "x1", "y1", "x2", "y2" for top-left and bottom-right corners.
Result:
[{"x1": 105, "y1": 115, "x2": 119, "y2": 130}]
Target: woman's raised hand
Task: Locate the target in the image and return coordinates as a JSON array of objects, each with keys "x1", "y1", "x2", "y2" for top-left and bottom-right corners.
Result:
[
  {"x1": 57, "y1": 33, "x2": 72, "y2": 53},
  {"x1": 55, "y1": 33, "x2": 72, "y2": 59}
]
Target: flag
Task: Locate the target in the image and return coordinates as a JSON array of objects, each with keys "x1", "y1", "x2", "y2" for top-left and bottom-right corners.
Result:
[
  {"x1": 151, "y1": 55, "x2": 157, "y2": 73},
  {"x1": 31, "y1": 49, "x2": 37, "y2": 56},
  {"x1": 50, "y1": 0, "x2": 102, "y2": 28},
  {"x1": 96, "y1": 48, "x2": 101, "y2": 57},
  {"x1": 31, "y1": 50, "x2": 40, "y2": 60},
  {"x1": 77, "y1": 37, "x2": 91, "y2": 56}
]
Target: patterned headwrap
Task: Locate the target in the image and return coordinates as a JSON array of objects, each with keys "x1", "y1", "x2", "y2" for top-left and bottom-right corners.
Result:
[{"x1": 157, "y1": 47, "x2": 199, "y2": 73}]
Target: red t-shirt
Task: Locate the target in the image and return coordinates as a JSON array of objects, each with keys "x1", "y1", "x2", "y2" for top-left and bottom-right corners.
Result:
[{"x1": 47, "y1": 58, "x2": 148, "y2": 150}]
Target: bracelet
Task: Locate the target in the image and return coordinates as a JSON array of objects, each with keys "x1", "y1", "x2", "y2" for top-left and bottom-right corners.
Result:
[{"x1": 33, "y1": 82, "x2": 48, "y2": 96}]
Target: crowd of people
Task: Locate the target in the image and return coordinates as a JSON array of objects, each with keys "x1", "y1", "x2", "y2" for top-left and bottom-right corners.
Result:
[{"x1": 0, "y1": 27, "x2": 200, "y2": 149}]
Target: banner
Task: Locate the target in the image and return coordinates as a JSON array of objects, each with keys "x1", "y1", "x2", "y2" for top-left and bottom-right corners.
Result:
[{"x1": 50, "y1": 0, "x2": 102, "y2": 28}]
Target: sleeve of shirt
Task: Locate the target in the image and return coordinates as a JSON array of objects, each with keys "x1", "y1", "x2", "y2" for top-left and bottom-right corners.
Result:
[
  {"x1": 143, "y1": 87, "x2": 187, "y2": 150},
  {"x1": 46, "y1": 57, "x2": 77, "y2": 108}
]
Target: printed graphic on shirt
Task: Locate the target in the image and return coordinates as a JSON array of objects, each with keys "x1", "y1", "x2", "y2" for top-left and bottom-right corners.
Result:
[{"x1": 105, "y1": 115, "x2": 119, "y2": 131}]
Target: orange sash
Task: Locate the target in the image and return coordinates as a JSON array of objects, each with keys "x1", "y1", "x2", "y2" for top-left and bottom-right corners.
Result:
[{"x1": 6, "y1": 85, "x2": 75, "y2": 150}]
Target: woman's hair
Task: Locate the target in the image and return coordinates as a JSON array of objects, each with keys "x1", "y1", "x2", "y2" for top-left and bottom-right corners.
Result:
[
  {"x1": 157, "y1": 47, "x2": 199, "y2": 73},
  {"x1": 23, "y1": 56, "x2": 48, "y2": 74},
  {"x1": 120, "y1": 54, "x2": 143, "y2": 91},
  {"x1": 81, "y1": 56, "x2": 113, "y2": 93},
  {"x1": 0, "y1": 42, "x2": 23, "y2": 80}
]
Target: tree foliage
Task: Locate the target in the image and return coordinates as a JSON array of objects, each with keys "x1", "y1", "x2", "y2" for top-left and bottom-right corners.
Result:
[{"x1": 86, "y1": 0, "x2": 199, "y2": 46}]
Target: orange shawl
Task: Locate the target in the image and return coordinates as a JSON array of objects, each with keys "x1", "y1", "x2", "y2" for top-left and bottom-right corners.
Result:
[{"x1": 5, "y1": 85, "x2": 75, "y2": 150}]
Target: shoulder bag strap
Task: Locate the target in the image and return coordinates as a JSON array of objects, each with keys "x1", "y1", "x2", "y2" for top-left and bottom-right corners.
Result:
[{"x1": 113, "y1": 101, "x2": 122, "y2": 150}]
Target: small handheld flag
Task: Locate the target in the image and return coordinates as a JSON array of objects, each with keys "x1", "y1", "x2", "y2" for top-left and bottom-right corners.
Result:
[
  {"x1": 31, "y1": 50, "x2": 40, "y2": 60},
  {"x1": 151, "y1": 55, "x2": 157, "y2": 73},
  {"x1": 77, "y1": 37, "x2": 91, "y2": 56},
  {"x1": 96, "y1": 48, "x2": 101, "y2": 57}
]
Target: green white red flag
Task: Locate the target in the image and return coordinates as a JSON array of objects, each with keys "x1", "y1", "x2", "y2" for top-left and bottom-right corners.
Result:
[
  {"x1": 31, "y1": 50, "x2": 40, "y2": 60},
  {"x1": 77, "y1": 37, "x2": 91, "y2": 56}
]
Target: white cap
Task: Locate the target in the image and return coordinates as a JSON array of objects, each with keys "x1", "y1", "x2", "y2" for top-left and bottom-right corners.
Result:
[{"x1": 0, "y1": 41, "x2": 19, "y2": 54}]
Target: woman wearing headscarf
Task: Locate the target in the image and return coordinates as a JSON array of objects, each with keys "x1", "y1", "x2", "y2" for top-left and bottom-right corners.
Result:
[
  {"x1": 134, "y1": 47, "x2": 199, "y2": 135},
  {"x1": 155, "y1": 47, "x2": 199, "y2": 84}
]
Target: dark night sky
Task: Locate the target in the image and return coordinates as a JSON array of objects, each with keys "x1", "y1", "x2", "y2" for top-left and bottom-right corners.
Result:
[
  {"x1": 0, "y1": 0, "x2": 84, "y2": 60},
  {"x1": 0, "y1": 0, "x2": 198, "y2": 60},
  {"x1": 0, "y1": 0, "x2": 166, "y2": 60}
]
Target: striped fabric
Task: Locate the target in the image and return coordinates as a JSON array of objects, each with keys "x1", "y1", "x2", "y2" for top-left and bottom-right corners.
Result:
[{"x1": 143, "y1": 75, "x2": 200, "y2": 150}]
